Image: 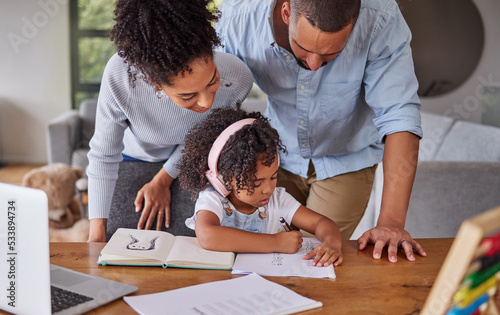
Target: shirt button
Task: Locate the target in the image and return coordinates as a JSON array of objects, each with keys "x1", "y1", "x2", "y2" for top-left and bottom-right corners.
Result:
[
  {"x1": 286, "y1": 55, "x2": 292, "y2": 60},
  {"x1": 137, "y1": 74, "x2": 144, "y2": 79},
  {"x1": 301, "y1": 143, "x2": 307, "y2": 148},
  {"x1": 300, "y1": 120, "x2": 305, "y2": 125},
  {"x1": 300, "y1": 85, "x2": 305, "y2": 90}
]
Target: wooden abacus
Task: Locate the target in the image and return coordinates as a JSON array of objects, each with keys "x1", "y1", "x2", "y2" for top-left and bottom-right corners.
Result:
[{"x1": 421, "y1": 206, "x2": 500, "y2": 315}]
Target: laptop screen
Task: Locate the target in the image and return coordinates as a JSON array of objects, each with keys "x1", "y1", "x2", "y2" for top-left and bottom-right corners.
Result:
[{"x1": 0, "y1": 182, "x2": 52, "y2": 315}]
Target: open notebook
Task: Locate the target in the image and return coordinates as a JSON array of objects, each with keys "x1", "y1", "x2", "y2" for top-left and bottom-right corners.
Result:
[
  {"x1": 0, "y1": 182, "x2": 138, "y2": 315},
  {"x1": 98, "y1": 228, "x2": 234, "y2": 269}
]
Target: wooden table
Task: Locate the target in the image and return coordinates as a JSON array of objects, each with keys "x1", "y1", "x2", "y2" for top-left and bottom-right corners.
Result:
[{"x1": 43, "y1": 239, "x2": 460, "y2": 314}]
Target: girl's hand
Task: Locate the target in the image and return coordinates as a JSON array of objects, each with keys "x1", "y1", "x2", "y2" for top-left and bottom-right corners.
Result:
[
  {"x1": 288, "y1": 205, "x2": 343, "y2": 265},
  {"x1": 275, "y1": 231, "x2": 303, "y2": 253},
  {"x1": 303, "y1": 243, "x2": 343, "y2": 267}
]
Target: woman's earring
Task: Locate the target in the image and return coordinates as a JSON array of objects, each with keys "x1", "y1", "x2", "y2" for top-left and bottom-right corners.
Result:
[{"x1": 155, "y1": 90, "x2": 164, "y2": 99}]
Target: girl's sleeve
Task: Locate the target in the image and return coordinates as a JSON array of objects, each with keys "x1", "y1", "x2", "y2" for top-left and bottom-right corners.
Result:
[
  {"x1": 185, "y1": 190, "x2": 225, "y2": 229},
  {"x1": 274, "y1": 187, "x2": 302, "y2": 225}
]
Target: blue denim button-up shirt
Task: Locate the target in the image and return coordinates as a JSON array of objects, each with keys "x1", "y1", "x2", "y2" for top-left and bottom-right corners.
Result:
[{"x1": 217, "y1": 0, "x2": 422, "y2": 180}]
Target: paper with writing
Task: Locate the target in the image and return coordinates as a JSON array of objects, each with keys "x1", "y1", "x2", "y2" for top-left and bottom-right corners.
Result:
[
  {"x1": 123, "y1": 273, "x2": 322, "y2": 315},
  {"x1": 231, "y1": 237, "x2": 336, "y2": 278}
]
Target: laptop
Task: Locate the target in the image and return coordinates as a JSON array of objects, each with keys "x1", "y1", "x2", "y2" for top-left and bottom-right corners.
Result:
[{"x1": 0, "y1": 182, "x2": 138, "y2": 315}]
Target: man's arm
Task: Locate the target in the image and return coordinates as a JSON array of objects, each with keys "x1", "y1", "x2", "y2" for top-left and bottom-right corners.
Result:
[{"x1": 357, "y1": 131, "x2": 427, "y2": 262}]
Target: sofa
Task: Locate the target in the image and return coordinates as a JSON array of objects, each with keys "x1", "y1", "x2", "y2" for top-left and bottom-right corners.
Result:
[
  {"x1": 352, "y1": 111, "x2": 500, "y2": 239},
  {"x1": 47, "y1": 99, "x2": 97, "y2": 169}
]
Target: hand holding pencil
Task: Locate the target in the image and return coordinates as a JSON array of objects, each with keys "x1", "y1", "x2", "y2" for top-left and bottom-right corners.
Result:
[{"x1": 276, "y1": 217, "x2": 302, "y2": 253}]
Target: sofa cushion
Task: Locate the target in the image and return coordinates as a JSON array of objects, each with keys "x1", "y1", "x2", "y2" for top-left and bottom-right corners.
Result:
[
  {"x1": 78, "y1": 99, "x2": 97, "y2": 143},
  {"x1": 418, "y1": 111, "x2": 455, "y2": 161},
  {"x1": 435, "y1": 120, "x2": 500, "y2": 161},
  {"x1": 405, "y1": 161, "x2": 500, "y2": 238}
]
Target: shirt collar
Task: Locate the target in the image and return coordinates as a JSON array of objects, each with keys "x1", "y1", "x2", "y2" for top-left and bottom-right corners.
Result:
[{"x1": 266, "y1": 0, "x2": 279, "y2": 47}]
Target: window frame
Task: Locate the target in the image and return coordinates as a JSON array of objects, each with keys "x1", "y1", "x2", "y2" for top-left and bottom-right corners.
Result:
[{"x1": 69, "y1": 0, "x2": 112, "y2": 108}]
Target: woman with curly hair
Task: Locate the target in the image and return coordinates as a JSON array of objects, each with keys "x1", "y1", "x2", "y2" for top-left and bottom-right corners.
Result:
[
  {"x1": 87, "y1": 0, "x2": 253, "y2": 242},
  {"x1": 178, "y1": 108, "x2": 343, "y2": 267}
]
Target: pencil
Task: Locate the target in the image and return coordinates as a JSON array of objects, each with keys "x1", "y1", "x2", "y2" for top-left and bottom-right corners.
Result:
[{"x1": 279, "y1": 217, "x2": 292, "y2": 232}]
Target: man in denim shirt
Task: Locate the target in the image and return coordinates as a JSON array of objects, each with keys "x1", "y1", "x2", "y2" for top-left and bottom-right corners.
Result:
[{"x1": 216, "y1": 0, "x2": 427, "y2": 262}]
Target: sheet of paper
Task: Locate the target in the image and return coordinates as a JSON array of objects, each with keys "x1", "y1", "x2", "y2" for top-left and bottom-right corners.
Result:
[
  {"x1": 123, "y1": 273, "x2": 322, "y2": 315},
  {"x1": 231, "y1": 237, "x2": 336, "y2": 278}
]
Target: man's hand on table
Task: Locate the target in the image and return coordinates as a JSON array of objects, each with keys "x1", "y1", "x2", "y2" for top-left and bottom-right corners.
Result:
[{"x1": 357, "y1": 224, "x2": 427, "y2": 262}]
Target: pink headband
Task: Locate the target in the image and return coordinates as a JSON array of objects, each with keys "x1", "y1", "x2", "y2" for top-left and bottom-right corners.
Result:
[{"x1": 205, "y1": 118, "x2": 256, "y2": 196}]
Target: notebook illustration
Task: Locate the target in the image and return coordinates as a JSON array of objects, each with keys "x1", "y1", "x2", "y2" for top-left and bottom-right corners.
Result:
[{"x1": 0, "y1": 182, "x2": 138, "y2": 315}]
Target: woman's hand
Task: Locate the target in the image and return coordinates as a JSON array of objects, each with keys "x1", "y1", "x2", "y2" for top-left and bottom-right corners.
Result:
[
  {"x1": 88, "y1": 218, "x2": 107, "y2": 242},
  {"x1": 135, "y1": 169, "x2": 174, "y2": 231},
  {"x1": 303, "y1": 242, "x2": 343, "y2": 267}
]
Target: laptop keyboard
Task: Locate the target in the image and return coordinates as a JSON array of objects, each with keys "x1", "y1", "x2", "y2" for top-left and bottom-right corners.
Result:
[{"x1": 51, "y1": 286, "x2": 94, "y2": 314}]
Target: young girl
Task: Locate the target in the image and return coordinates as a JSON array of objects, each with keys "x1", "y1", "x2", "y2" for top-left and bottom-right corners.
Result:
[{"x1": 178, "y1": 108, "x2": 343, "y2": 267}]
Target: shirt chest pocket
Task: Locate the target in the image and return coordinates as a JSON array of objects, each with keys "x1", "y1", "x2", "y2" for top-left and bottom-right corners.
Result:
[{"x1": 319, "y1": 80, "x2": 362, "y2": 120}]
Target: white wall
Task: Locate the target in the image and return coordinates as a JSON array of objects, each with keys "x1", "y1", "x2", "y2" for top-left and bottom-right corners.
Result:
[
  {"x1": 0, "y1": 0, "x2": 71, "y2": 164},
  {"x1": 420, "y1": 0, "x2": 500, "y2": 123}
]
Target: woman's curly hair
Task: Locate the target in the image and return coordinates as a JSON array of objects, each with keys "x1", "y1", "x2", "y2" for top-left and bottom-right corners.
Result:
[
  {"x1": 178, "y1": 107, "x2": 286, "y2": 199},
  {"x1": 110, "y1": 0, "x2": 221, "y2": 86}
]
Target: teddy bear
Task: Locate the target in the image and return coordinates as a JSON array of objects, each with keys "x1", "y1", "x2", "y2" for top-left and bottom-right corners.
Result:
[{"x1": 22, "y1": 163, "x2": 90, "y2": 242}]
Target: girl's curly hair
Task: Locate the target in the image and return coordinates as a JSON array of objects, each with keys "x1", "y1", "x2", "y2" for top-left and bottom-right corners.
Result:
[
  {"x1": 178, "y1": 107, "x2": 286, "y2": 199},
  {"x1": 110, "y1": 0, "x2": 221, "y2": 86}
]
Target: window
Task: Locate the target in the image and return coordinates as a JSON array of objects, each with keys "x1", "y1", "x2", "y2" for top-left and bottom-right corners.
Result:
[{"x1": 70, "y1": 0, "x2": 115, "y2": 108}]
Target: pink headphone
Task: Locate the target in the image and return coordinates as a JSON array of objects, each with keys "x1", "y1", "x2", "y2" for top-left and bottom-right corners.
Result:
[{"x1": 205, "y1": 118, "x2": 256, "y2": 196}]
